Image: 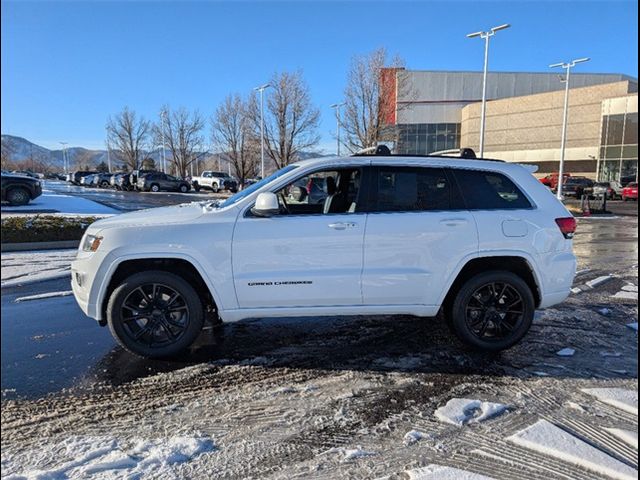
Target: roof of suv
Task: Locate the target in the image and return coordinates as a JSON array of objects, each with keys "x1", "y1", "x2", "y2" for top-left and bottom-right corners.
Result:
[{"x1": 294, "y1": 155, "x2": 519, "y2": 173}]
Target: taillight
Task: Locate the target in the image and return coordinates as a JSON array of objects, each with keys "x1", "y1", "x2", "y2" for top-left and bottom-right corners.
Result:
[{"x1": 555, "y1": 217, "x2": 577, "y2": 239}]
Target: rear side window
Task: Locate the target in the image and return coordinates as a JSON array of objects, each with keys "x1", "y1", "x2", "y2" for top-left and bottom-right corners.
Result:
[
  {"x1": 373, "y1": 167, "x2": 452, "y2": 212},
  {"x1": 453, "y1": 169, "x2": 532, "y2": 210}
]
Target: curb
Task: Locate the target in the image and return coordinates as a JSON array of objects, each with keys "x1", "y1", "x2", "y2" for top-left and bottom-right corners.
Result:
[{"x1": 1, "y1": 240, "x2": 80, "y2": 252}]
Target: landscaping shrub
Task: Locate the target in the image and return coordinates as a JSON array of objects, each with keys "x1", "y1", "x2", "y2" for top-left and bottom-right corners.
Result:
[{"x1": 0, "y1": 215, "x2": 100, "y2": 243}]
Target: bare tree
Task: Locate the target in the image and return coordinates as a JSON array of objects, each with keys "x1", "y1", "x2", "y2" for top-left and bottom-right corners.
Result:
[
  {"x1": 106, "y1": 107, "x2": 151, "y2": 171},
  {"x1": 341, "y1": 48, "x2": 408, "y2": 153},
  {"x1": 249, "y1": 71, "x2": 320, "y2": 170},
  {"x1": 1, "y1": 136, "x2": 16, "y2": 170},
  {"x1": 154, "y1": 106, "x2": 205, "y2": 178},
  {"x1": 211, "y1": 94, "x2": 259, "y2": 185}
]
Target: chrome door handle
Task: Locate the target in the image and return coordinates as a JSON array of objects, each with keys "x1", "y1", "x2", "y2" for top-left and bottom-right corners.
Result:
[
  {"x1": 328, "y1": 222, "x2": 357, "y2": 230},
  {"x1": 440, "y1": 218, "x2": 469, "y2": 227}
]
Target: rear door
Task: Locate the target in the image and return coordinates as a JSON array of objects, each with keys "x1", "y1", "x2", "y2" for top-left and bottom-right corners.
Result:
[{"x1": 362, "y1": 163, "x2": 478, "y2": 306}]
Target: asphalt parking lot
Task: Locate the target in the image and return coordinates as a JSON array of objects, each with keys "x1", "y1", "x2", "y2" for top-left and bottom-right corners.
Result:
[{"x1": 1, "y1": 211, "x2": 637, "y2": 479}]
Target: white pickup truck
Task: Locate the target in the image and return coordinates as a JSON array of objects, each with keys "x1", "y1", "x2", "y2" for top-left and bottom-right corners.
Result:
[{"x1": 191, "y1": 171, "x2": 238, "y2": 193}]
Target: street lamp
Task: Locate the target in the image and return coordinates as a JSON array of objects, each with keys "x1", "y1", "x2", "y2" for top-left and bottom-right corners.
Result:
[
  {"x1": 160, "y1": 108, "x2": 168, "y2": 173},
  {"x1": 254, "y1": 83, "x2": 271, "y2": 179},
  {"x1": 59, "y1": 142, "x2": 68, "y2": 174},
  {"x1": 330, "y1": 102, "x2": 346, "y2": 156},
  {"x1": 549, "y1": 57, "x2": 590, "y2": 199},
  {"x1": 467, "y1": 23, "x2": 510, "y2": 157}
]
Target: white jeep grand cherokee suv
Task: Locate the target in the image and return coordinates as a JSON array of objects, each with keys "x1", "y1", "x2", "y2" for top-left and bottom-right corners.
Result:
[{"x1": 72, "y1": 155, "x2": 577, "y2": 358}]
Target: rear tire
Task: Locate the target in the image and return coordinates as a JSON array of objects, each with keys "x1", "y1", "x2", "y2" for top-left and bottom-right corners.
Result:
[
  {"x1": 106, "y1": 271, "x2": 204, "y2": 358},
  {"x1": 193, "y1": 183, "x2": 201, "y2": 192},
  {"x1": 211, "y1": 182, "x2": 219, "y2": 193},
  {"x1": 448, "y1": 271, "x2": 535, "y2": 352},
  {"x1": 6, "y1": 187, "x2": 31, "y2": 206}
]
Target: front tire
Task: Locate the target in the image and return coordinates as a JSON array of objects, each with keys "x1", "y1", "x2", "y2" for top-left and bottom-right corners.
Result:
[
  {"x1": 6, "y1": 187, "x2": 31, "y2": 206},
  {"x1": 150, "y1": 184, "x2": 160, "y2": 193},
  {"x1": 179, "y1": 184, "x2": 189, "y2": 193},
  {"x1": 106, "y1": 271, "x2": 204, "y2": 358},
  {"x1": 448, "y1": 271, "x2": 535, "y2": 352}
]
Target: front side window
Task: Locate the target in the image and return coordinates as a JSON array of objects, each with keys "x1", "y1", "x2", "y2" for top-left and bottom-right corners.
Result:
[
  {"x1": 273, "y1": 168, "x2": 362, "y2": 215},
  {"x1": 453, "y1": 169, "x2": 532, "y2": 210},
  {"x1": 373, "y1": 167, "x2": 451, "y2": 212}
]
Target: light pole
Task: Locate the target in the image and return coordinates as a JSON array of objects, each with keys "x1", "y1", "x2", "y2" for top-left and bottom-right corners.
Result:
[
  {"x1": 254, "y1": 83, "x2": 271, "y2": 178},
  {"x1": 550, "y1": 57, "x2": 590, "y2": 199},
  {"x1": 106, "y1": 141, "x2": 112, "y2": 173},
  {"x1": 59, "y1": 142, "x2": 68, "y2": 174},
  {"x1": 160, "y1": 108, "x2": 167, "y2": 173},
  {"x1": 467, "y1": 23, "x2": 510, "y2": 157},
  {"x1": 330, "y1": 102, "x2": 346, "y2": 156}
]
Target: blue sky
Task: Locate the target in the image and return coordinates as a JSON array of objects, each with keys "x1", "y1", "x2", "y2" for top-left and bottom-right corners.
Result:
[{"x1": 1, "y1": 0, "x2": 638, "y2": 153}]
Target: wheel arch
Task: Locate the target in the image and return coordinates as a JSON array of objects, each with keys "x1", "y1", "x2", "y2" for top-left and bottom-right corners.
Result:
[
  {"x1": 441, "y1": 254, "x2": 542, "y2": 312},
  {"x1": 99, "y1": 256, "x2": 221, "y2": 326}
]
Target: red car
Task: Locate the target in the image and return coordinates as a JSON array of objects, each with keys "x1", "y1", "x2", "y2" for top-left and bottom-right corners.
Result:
[
  {"x1": 540, "y1": 172, "x2": 571, "y2": 189},
  {"x1": 622, "y1": 182, "x2": 638, "y2": 201}
]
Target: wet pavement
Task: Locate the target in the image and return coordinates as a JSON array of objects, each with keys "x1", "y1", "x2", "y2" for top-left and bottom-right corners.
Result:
[
  {"x1": 1, "y1": 215, "x2": 637, "y2": 401},
  {"x1": 23, "y1": 180, "x2": 229, "y2": 212}
]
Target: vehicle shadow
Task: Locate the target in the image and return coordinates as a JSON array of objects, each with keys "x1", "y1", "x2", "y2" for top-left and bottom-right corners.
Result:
[{"x1": 90, "y1": 307, "x2": 637, "y2": 388}]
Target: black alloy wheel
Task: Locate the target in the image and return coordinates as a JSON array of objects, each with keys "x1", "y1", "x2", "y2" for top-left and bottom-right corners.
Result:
[
  {"x1": 107, "y1": 271, "x2": 204, "y2": 358},
  {"x1": 449, "y1": 271, "x2": 534, "y2": 351}
]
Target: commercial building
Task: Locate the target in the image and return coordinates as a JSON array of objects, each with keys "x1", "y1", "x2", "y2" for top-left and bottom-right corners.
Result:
[{"x1": 382, "y1": 69, "x2": 638, "y2": 181}]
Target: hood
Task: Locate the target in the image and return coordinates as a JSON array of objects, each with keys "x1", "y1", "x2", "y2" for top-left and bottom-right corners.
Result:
[{"x1": 89, "y1": 202, "x2": 206, "y2": 232}]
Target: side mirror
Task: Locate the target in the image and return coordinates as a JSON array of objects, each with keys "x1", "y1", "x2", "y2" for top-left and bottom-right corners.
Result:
[{"x1": 251, "y1": 192, "x2": 280, "y2": 217}]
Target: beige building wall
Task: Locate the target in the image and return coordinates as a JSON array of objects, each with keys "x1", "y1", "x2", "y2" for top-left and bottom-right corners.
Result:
[{"x1": 460, "y1": 81, "x2": 637, "y2": 176}]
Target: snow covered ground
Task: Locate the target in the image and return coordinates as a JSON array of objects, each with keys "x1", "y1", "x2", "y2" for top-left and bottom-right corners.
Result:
[
  {"x1": 1, "y1": 249, "x2": 76, "y2": 287},
  {"x1": 1, "y1": 188, "x2": 119, "y2": 214}
]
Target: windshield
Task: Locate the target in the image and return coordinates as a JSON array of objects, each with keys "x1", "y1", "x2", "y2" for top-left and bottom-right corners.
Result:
[{"x1": 217, "y1": 165, "x2": 299, "y2": 208}]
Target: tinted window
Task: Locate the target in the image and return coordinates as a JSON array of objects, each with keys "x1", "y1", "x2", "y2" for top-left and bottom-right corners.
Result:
[
  {"x1": 453, "y1": 169, "x2": 532, "y2": 210},
  {"x1": 373, "y1": 167, "x2": 451, "y2": 212}
]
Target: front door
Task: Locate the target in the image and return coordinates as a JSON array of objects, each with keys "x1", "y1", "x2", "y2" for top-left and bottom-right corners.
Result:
[{"x1": 232, "y1": 167, "x2": 367, "y2": 309}]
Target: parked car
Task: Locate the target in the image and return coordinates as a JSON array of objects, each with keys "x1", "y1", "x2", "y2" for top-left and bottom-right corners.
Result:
[
  {"x1": 1, "y1": 173, "x2": 42, "y2": 205},
  {"x1": 11, "y1": 170, "x2": 41, "y2": 179},
  {"x1": 593, "y1": 181, "x2": 623, "y2": 200},
  {"x1": 622, "y1": 182, "x2": 638, "y2": 201},
  {"x1": 92, "y1": 173, "x2": 114, "y2": 188},
  {"x1": 539, "y1": 172, "x2": 570, "y2": 190},
  {"x1": 112, "y1": 172, "x2": 133, "y2": 191},
  {"x1": 129, "y1": 169, "x2": 157, "y2": 189},
  {"x1": 71, "y1": 171, "x2": 98, "y2": 185},
  {"x1": 80, "y1": 174, "x2": 98, "y2": 187},
  {"x1": 191, "y1": 171, "x2": 238, "y2": 193},
  {"x1": 136, "y1": 172, "x2": 191, "y2": 193},
  {"x1": 72, "y1": 154, "x2": 577, "y2": 358},
  {"x1": 555, "y1": 177, "x2": 594, "y2": 198}
]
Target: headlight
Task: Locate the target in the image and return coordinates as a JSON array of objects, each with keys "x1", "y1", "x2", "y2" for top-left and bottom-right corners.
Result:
[{"x1": 82, "y1": 234, "x2": 103, "y2": 252}]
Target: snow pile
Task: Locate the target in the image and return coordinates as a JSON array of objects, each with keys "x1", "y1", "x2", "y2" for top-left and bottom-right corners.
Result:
[
  {"x1": 403, "y1": 430, "x2": 432, "y2": 445},
  {"x1": 626, "y1": 323, "x2": 638, "y2": 332},
  {"x1": 320, "y1": 446, "x2": 376, "y2": 462},
  {"x1": 15, "y1": 290, "x2": 73, "y2": 302},
  {"x1": 4, "y1": 434, "x2": 216, "y2": 479},
  {"x1": 507, "y1": 419, "x2": 637, "y2": 480},
  {"x1": 582, "y1": 388, "x2": 638, "y2": 415},
  {"x1": 404, "y1": 464, "x2": 495, "y2": 479},
  {"x1": 2, "y1": 191, "x2": 118, "y2": 214},
  {"x1": 613, "y1": 291, "x2": 639, "y2": 301},
  {"x1": 556, "y1": 348, "x2": 576, "y2": 357},
  {"x1": 586, "y1": 275, "x2": 613, "y2": 288},
  {"x1": 434, "y1": 398, "x2": 508, "y2": 426},
  {"x1": 1, "y1": 249, "x2": 77, "y2": 287}
]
